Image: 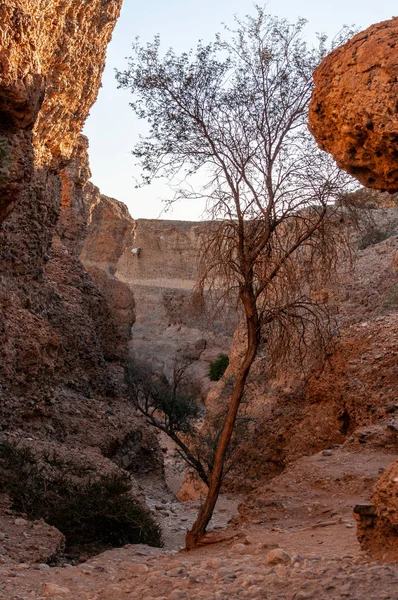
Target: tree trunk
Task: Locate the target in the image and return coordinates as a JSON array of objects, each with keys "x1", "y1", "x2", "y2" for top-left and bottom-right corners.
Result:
[{"x1": 185, "y1": 288, "x2": 259, "y2": 549}]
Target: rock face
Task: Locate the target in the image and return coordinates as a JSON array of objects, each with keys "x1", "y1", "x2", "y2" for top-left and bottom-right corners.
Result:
[
  {"x1": 309, "y1": 18, "x2": 398, "y2": 192},
  {"x1": 356, "y1": 459, "x2": 398, "y2": 561},
  {"x1": 80, "y1": 179, "x2": 136, "y2": 348},
  {"x1": 115, "y1": 219, "x2": 237, "y2": 398},
  {"x1": 0, "y1": 493, "x2": 65, "y2": 565},
  {"x1": 309, "y1": 18, "x2": 398, "y2": 559},
  {"x1": 209, "y1": 214, "x2": 398, "y2": 492},
  {"x1": 0, "y1": 0, "x2": 163, "y2": 540},
  {"x1": 0, "y1": 0, "x2": 123, "y2": 220}
]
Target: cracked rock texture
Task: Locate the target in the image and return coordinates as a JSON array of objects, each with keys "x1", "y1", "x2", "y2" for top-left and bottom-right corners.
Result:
[
  {"x1": 309, "y1": 18, "x2": 398, "y2": 192},
  {"x1": 0, "y1": 0, "x2": 123, "y2": 220}
]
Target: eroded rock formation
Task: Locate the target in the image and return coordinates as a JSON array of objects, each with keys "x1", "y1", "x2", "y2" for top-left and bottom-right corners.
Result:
[
  {"x1": 80, "y1": 176, "x2": 136, "y2": 348},
  {"x1": 0, "y1": 0, "x2": 162, "y2": 544},
  {"x1": 0, "y1": 0, "x2": 123, "y2": 220},
  {"x1": 115, "y1": 219, "x2": 237, "y2": 398},
  {"x1": 309, "y1": 17, "x2": 398, "y2": 192}
]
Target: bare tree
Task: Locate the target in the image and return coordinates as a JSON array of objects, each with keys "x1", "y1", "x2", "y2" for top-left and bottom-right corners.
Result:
[{"x1": 117, "y1": 7, "x2": 357, "y2": 548}]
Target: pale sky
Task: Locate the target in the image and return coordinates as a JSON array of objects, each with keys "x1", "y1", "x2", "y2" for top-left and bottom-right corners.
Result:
[{"x1": 83, "y1": 0, "x2": 397, "y2": 221}]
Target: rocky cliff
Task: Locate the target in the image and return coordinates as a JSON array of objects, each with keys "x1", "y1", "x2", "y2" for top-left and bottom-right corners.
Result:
[
  {"x1": 0, "y1": 0, "x2": 124, "y2": 221},
  {"x1": 309, "y1": 17, "x2": 398, "y2": 192},
  {"x1": 0, "y1": 0, "x2": 163, "y2": 560}
]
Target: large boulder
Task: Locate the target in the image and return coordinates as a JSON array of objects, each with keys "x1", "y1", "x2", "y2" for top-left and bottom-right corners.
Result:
[{"x1": 309, "y1": 18, "x2": 398, "y2": 192}]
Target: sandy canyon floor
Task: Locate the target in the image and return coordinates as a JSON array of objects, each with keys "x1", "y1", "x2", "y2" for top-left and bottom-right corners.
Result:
[{"x1": 1, "y1": 444, "x2": 397, "y2": 600}]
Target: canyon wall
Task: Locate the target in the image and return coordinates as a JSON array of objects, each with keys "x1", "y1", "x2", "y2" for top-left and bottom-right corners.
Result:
[
  {"x1": 0, "y1": 0, "x2": 124, "y2": 221},
  {"x1": 0, "y1": 1, "x2": 162, "y2": 486},
  {"x1": 114, "y1": 220, "x2": 237, "y2": 398}
]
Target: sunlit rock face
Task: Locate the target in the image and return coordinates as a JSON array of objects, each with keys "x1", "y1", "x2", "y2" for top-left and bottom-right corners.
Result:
[
  {"x1": 309, "y1": 18, "x2": 398, "y2": 192},
  {"x1": 0, "y1": 0, "x2": 123, "y2": 221},
  {"x1": 310, "y1": 18, "x2": 398, "y2": 560}
]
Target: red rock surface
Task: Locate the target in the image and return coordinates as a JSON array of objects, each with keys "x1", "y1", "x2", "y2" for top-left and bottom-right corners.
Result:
[
  {"x1": 357, "y1": 459, "x2": 398, "y2": 561},
  {"x1": 310, "y1": 18, "x2": 398, "y2": 559},
  {"x1": 79, "y1": 175, "x2": 136, "y2": 346},
  {"x1": 0, "y1": 0, "x2": 123, "y2": 220},
  {"x1": 0, "y1": 0, "x2": 163, "y2": 531},
  {"x1": 0, "y1": 494, "x2": 65, "y2": 566},
  {"x1": 309, "y1": 18, "x2": 398, "y2": 192}
]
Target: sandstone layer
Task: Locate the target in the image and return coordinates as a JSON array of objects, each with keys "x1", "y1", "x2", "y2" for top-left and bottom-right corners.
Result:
[
  {"x1": 309, "y1": 20, "x2": 398, "y2": 559},
  {"x1": 0, "y1": 132, "x2": 162, "y2": 477},
  {"x1": 357, "y1": 459, "x2": 398, "y2": 561},
  {"x1": 309, "y1": 18, "x2": 398, "y2": 192},
  {"x1": 80, "y1": 179, "x2": 136, "y2": 348},
  {"x1": 203, "y1": 211, "x2": 398, "y2": 492}
]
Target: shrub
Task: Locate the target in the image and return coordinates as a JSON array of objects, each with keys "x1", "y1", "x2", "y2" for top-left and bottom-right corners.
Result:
[
  {"x1": 209, "y1": 354, "x2": 229, "y2": 381},
  {"x1": 358, "y1": 227, "x2": 393, "y2": 250},
  {"x1": 0, "y1": 440, "x2": 162, "y2": 555}
]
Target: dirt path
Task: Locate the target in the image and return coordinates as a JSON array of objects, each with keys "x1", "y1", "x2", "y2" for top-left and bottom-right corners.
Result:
[{"x1": 1, "y1": 446, "x2": 397, "y2": 599}]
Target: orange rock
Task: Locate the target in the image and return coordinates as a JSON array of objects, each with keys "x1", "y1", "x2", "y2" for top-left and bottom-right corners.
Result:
[
  {"x1": 42, "y1": 583, "x2": 71, "y2": 596},
  {"x1": 0, "y1": 0, "x2": 123, "y2": 221},
  {"x1": 357, "y1": 459, "x2": 398, "y2": 561},
  {"x1": 309, "y1": 18, "x2": 398, "y2": 192}
]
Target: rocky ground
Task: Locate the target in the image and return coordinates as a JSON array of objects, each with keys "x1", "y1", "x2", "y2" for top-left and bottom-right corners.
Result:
[
  {"x1": 2, "y1": 544, "x2": 397, "y2": 600},
  {"x1": 1, "y1": 442, "x2": 397, "y2": 599}
]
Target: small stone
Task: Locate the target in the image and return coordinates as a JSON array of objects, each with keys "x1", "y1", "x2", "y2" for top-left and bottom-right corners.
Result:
[
  {"x1": 322, "y1": 449, "x2": 333, "y2": 456},
  {"x1": 168, "y1": 591, "x2": 187, "y2": 600},
  {"x1": 14, "y1": 518, "x2": 28, "y2": 526},
  {"x1": 127, "y1": 563, "x2": 149, "y2": 576},
  {"x1": 166, "y1": 567, "x2": 184, "y2": 577},
  {"x1": 292, "y1": 554, "x2": 303, "y2": 563},
  {"x1": 248, "y1": 585, "x2": 264, "y2": 594},
  {"x1": 265, "y1": 549, "x2": 291, "y2": 565},
  {"x1": 42, "y1": 583, "x2": 71, "y2": 596},
  {"x1": 231, "y1": 543, "x2": 247, "y2": 552}
]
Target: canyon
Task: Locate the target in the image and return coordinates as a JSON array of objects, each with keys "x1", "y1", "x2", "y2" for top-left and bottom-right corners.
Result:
[{"x1": 0, "y1": 3, "x2": 397, "y2": 599}]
